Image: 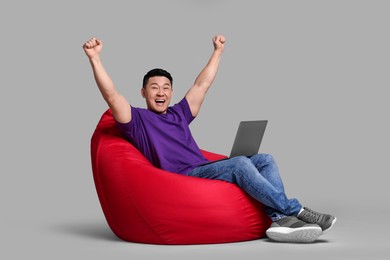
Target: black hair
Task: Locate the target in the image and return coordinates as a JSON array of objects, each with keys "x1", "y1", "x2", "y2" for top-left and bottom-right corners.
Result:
[{"x1": 142, "y1": 68, "x2": 173, "y2": 88}]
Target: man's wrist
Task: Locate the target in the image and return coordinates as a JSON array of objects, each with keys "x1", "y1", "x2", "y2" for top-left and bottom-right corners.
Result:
[
  {"x1": 212, "y1": 49, "x2": 223, "y2": 59},
  {"x1": 213, "y1": 48, "x2": 224, "y2": 55},
  {"x1": 89, "y1": 54, "x2": 101, "y2": 64}
]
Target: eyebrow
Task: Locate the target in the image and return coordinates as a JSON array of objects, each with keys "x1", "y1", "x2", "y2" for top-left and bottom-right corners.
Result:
[{"x1": 150, "y1": 83, "x2": 171, "y2": 87}]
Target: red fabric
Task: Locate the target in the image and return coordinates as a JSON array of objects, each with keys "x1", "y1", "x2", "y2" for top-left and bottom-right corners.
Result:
[{"x1": 91, "y1": 109, "x2": 272, "y2": 244}]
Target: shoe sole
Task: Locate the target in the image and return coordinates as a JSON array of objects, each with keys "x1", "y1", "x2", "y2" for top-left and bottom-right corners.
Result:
[
  {"x1": 323, "y1": 217, "x2": 337, "y2": 234},
  {"x1": 266, "y1": 226, "x2": 322, "y2": 243}
]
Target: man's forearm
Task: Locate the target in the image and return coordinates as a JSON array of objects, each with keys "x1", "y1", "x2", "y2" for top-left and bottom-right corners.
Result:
[
  {"x1": 194, "y1": 50, "x2": 223, "y2": 89},
  {"x1": 89, "y1": 55, "x2": 118, "y2": 101}
]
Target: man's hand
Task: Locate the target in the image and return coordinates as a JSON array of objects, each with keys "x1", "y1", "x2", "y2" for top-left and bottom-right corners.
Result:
[
  {"x1": 83, "y1": 37, "x2": 103, "y2": 59},
  {"x1": 213, "y1": 35, "x2": 226, "y2": 52}
]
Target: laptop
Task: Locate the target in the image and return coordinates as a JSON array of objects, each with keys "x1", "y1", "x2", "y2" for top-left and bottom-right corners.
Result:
[
  {"x1": 199, "y1": 120, "x2": 268, "y2": 166},
  {"x1": 229, "y1": 120, "x2": 268, "y2": 158}
]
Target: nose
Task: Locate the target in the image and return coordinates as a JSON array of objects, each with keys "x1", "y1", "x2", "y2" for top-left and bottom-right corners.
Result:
[{"x1": 157, "y1": 89, "x2": 164, "y2": 96}]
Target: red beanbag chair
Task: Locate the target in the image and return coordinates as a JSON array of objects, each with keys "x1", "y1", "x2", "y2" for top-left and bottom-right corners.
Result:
[{"x1": 90, "y1": 109, "x2": 271, "y2": 244}]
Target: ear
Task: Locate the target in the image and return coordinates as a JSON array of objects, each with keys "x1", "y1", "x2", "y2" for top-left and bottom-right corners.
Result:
[{"x1": 141, "y1": 88, "x2": 146, "y2": 98}]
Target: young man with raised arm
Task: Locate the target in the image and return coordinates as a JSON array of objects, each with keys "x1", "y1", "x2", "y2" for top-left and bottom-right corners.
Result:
[{"x1": 83, "y1": 35, "x2": 336, "y2": 243}]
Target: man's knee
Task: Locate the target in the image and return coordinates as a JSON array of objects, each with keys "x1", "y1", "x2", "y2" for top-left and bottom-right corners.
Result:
[
  {"x1": 229, "y1": 156, "x2": 256, "y2": 174},
  {"x1": 231, "y1": 156, "x2": 252, "y2": 166},
  {"x1": 253, "y1": 153, "x2": 275, "y2": 163}
]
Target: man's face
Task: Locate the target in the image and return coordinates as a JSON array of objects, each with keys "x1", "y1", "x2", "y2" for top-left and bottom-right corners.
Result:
[{"x1": 141, "y1": 76, "x2": 173, "y2": 114}]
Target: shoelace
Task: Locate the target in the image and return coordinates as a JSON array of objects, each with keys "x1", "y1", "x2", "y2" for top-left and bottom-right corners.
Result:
[{"x1": 302, "y1": 208, "x2": 321, "y2": 222}]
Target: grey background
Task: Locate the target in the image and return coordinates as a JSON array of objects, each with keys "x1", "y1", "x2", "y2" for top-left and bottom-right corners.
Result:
[{"x1": 1, "y1": 0, "x2": 389, "y2": 259}]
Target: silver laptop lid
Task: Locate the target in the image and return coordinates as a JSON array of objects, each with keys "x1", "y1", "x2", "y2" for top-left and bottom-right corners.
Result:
[{"x1": 229, "y1": 120, "x2": 268, "y2": 158}]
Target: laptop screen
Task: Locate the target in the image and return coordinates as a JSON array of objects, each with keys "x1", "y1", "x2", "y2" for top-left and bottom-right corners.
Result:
[{"x1": 229, "y1": 120, "x2": 268, "y2": 158}]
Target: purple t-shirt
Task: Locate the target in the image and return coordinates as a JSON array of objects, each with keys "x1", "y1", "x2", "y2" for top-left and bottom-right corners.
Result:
[{"x1": 115, "y1": 97, "x2": 209, "y2": 175}]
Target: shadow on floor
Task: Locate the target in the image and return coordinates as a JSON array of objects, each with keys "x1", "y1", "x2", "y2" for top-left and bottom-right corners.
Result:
[
  {"x1": 51, "y1": 220, "x2": 120, "y2": 242},
  {"x1": 262, "y1": 238, "x2": 330, "y2": 244}
]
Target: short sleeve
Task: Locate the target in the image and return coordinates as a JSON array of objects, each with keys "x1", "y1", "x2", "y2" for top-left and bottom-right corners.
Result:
[
  {"x1": 115, "y1": 106, "x2": 139, "y2": 140},
  {"x1": 175, "y1": 97, "x2": 196, "y2": 124}
]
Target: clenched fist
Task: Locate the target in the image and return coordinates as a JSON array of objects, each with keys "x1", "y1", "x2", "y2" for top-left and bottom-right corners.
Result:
[
  {"x1": 83, "y1": 37, "x2": 103, "y2": 59},
  {"x1": 213, "y1": 35, "x2": 226, "y2": 52}
]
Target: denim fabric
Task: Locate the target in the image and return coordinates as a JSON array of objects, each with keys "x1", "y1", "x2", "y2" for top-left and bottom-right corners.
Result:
[{"x1": 188, "y1": 154, "x2": 302, "y2": 221}]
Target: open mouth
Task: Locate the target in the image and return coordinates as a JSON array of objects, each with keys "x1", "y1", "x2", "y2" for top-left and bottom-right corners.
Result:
[{"x1": 155, "y1": 99, "x2": 166, "y2": 106}]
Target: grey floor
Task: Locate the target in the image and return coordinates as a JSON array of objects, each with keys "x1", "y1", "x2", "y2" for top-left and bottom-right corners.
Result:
[{"x1": 3, "y1": 204, "x2": 388, "y2": 260}]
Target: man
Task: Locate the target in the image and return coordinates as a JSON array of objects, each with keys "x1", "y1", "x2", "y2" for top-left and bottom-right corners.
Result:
[{"x1": 83, "y1": 35, "x2": 336, "y2": 243}]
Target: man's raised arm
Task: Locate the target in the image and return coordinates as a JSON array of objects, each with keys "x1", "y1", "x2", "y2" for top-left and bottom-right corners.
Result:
[
  {"x1": 83, "y1": 37, "x2": 131, "y2": 123},
  {"x1": 185, "y1": 35, "x2": 226, "y2": 117}
]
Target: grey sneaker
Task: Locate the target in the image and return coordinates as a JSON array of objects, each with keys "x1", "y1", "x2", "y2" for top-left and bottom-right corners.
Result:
[
  {"x1": 298, "y1": 207, "x2": 337, "y2": 233},
  {"x1": 266, "y1": 216, "x2": 322, "y2": 243}
]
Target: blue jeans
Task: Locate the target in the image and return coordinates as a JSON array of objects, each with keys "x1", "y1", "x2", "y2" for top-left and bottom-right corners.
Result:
[{"x1": 188, "y1": 154, "x2": 302, "y2": 221}]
